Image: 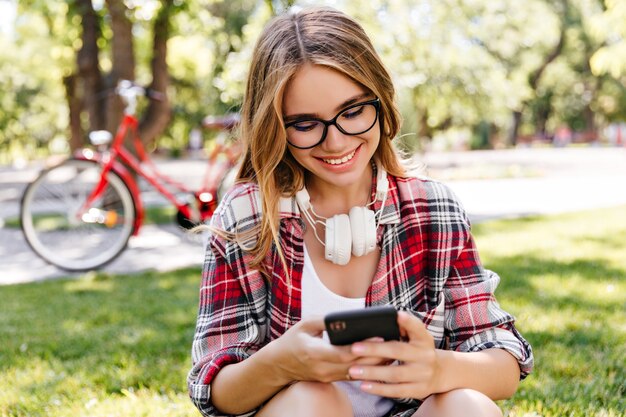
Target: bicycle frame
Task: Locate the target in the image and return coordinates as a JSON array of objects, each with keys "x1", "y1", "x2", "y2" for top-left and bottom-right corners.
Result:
[
  {"x1": 20, "y1": 79, "x2": 239, "y2": 272},
  {"x1": 74, "y1": 147, "x2": 145, "y2": 235},
  {"x1": 75, "y1": 112, "x2": 213, "y2": 236}
]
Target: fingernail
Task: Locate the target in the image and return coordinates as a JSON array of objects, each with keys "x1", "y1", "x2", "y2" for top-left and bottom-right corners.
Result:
[
  {"x1": 360, "y1": 382, "x2": 372, "y2": 391},
  {"x1": 349, "y1": 367, "x2": 363, "y2": 378},
  {"x1": 352, "y1": 343, "x2": 365, "y2": 354}
]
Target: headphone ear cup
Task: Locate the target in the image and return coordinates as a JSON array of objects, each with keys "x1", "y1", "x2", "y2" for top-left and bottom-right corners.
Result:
[
  {"x1": 325, "y1": 214, "x2": 352, "y2": 266},
  {"x1": 349, "y1": 206, "x2": 377, "y2": 257}
]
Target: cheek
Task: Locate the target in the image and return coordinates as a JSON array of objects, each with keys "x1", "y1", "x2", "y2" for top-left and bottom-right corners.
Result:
[
  {"x1": 287, "y1": 148, "x2": 310, "y2": 168},
  {"x1": 366, "y1": 124, "x2": 381, "y2": 148}
]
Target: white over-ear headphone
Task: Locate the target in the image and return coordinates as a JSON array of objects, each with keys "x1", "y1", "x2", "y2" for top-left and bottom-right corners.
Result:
[{"x1": 295, "y1": 163, "x2": 389, "y2": 266}]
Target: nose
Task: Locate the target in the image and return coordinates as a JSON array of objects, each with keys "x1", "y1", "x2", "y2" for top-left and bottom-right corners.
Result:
[{"x1": 320, "y1": 123, "x2": 348, "y2": 151}]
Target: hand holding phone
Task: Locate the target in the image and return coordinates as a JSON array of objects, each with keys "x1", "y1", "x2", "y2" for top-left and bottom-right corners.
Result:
[{"x1": 324, "y1": 306, "x2": 400, "y2": 345}]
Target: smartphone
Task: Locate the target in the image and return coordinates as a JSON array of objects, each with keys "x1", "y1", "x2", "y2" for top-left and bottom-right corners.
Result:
[{"x1": 324, "y1": 306, "x2": 400, "y2": 345}]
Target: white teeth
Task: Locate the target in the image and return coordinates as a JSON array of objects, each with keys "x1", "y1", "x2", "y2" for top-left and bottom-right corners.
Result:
[{"x1": 323, "y1": 149, "x2": 356, "y2": 165}]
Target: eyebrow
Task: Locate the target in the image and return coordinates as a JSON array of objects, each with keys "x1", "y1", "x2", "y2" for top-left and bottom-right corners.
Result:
[{"x1": 283, "y1": 92, "x2": 372, "y2": 123}]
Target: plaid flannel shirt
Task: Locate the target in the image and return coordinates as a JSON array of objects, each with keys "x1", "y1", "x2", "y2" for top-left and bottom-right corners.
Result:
[{"x1": 187, "y1": 173, "x2": 534, "y2": 417}]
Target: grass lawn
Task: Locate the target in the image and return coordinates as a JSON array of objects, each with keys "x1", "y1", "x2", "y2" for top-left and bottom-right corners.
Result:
[{"x1": 1, "y1": 206, "x2": 625, "y2": 417}]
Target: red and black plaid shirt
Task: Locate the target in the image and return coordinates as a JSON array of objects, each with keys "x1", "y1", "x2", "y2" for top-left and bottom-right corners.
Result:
[{"x1": 188, "y1": 173, "x2": 534, "y2": 417}]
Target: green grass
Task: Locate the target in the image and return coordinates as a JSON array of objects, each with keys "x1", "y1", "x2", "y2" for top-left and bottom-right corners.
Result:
[
  {"x1": 142, "y1": 205, "x2": 180, "y2": 226},
  {"x1": 0, "y1": 269, "x2": 201, "y2": 417},
  {"x1": 1, "y1": 206, "x2": 625, "y2": 417},
  {"x1": 473, "y1": 207, "x2": 626, "y2": 417}
]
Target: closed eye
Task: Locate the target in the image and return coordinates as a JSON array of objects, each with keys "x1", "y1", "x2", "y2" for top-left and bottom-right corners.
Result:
[
  {"x1": 341, "y1": 105, "x2": 366, "y2": 120},
  {"x1": 290, "y1": 120, "x2": 320, "y2": 132}
]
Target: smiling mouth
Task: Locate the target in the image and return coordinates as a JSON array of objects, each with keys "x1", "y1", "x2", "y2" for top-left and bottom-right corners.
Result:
[{"x1": 320, "y1": 147, "x2": 358, "y2": 165}]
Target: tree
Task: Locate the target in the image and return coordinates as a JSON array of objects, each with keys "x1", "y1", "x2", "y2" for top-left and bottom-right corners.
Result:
[
  {"x1": 508, "y1": 0, "x2": 568, "y2": 144},
  {"x1": 0, "y1": 0, "x2": 70, "y2": 163},
  {"x1": 336, "y1": 0, "x2": 564, "y2": 149},
  {"x1": 525, "y1": 0, "x2": 626, "y2": 139},
  {"x1": 65, "y1": 0, "x2": 104, "y2": 151},
  {"x1": 64, "y1": 0, "x2": 178, "y2": 152},
  {"x1": 587, "y1": 0, "x2": 626, "y2": 123},
  {"x1": 3, "y1": 0, "x2": 625, "y2": 163}
]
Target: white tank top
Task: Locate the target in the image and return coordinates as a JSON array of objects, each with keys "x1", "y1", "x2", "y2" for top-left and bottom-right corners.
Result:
[{"x1": 301, "y1": 245, "x2": 395, "y2": 417}]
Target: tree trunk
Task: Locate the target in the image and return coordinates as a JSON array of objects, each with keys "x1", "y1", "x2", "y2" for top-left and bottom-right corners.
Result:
[
  {"x1": 63, "y1": 0, "x2": 174, "y2": 156},
  {"x1": 509, "y1": 110, "x2": 523, "y2": 146},
  {"x1": 509, "y1": 0, "x2": 568, "y2": 146},
  {"x1": 139, "y1": 0, "x2": 173, "y2": 150},
  {"x1": 583, "y1": 104, "x2": 596, "y2": 133},
  {"x1": 63, "y1": 0, "x2": 104, "y2": 152},
  {"x1": 64, "y1": 75, "x2": 83, "y2": 152},
  {"x1": 76, "y1": 0, "x2": 105, "y2": 132},
  {"x1": 105, "y1": 0, "x2": 135, "y2": 136}
]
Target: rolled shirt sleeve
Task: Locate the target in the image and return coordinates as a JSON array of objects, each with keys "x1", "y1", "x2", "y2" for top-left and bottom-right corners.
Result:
[{"x1": 443, "y1": 236, "x2": 534, "y2": 378}]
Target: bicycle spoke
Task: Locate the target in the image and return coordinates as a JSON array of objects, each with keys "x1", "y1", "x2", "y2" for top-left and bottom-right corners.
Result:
[{"x1": 21, "y1": 159, "x2": 135, "y2": 271}]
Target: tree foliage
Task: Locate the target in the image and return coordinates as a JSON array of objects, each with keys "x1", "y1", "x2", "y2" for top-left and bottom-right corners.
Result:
[{"x1": 0, "y1": 0, "x2": 625, "y2": 164}]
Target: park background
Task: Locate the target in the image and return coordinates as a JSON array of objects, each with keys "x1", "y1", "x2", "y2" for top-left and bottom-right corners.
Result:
[
  {"x1": 0, "y1": 0, "x2": 624, "y2": 417},
  {"x1": 1, "y1": 0, "x2": 626, "y2": 162}
]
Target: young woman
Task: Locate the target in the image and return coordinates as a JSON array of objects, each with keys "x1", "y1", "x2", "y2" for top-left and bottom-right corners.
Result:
[{"x1": 187, "y1": 6, "x2": 533, "y2": 417}]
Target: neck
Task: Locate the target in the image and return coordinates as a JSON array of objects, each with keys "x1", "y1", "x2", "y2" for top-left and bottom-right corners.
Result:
[{"x1": 306, "y1": 165, "x2": 374, "y2": 216}]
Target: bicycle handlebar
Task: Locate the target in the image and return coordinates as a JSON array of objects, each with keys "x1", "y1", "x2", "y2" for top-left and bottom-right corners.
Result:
[
  {"x1": 114, "y1": 80, "x2": 239, "y2": 135},
  {"x1": 116, "y1": 79, "x2": 165, "y2": 115}
]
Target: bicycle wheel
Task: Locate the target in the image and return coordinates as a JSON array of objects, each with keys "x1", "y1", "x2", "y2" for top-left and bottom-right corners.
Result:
[{"x1": 20, "y1": 159, "x2": 136, "y2": 271}]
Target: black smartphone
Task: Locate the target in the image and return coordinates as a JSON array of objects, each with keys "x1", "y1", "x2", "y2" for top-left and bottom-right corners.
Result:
[{"x1": 324, "y1": 306, "x2": 400, "y2": 345}]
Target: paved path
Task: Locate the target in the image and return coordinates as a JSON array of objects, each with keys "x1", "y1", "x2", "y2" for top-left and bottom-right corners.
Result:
[
  {"x1": 1, "y1": 147, "x2": 625, "y2": 285},
  {"x1": 0, "y1": 158, "x2": 210, "y2": 285},
  {"x1": 426, "y1": 148, "x2": 626, "y2": 222}
]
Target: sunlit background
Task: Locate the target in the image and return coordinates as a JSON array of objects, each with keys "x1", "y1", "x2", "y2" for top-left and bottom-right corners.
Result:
[{"x1": 0, "y1": 0, "x2": 625, "y2": 166}]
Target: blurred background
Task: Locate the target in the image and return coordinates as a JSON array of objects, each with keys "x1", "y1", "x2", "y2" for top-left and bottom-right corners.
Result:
[{"x1": 0, "y1": 0, "x2": 625, "y2": 166}]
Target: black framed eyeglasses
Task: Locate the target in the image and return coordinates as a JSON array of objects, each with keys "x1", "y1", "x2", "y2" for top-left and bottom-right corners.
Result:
[{"x1": 284, "y1": 98, "x2": 381, "y2": 149}]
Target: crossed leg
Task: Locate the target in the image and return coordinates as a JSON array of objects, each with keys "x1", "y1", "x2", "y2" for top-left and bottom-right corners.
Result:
[
  {"x1": 256, "y1": 381, "x2": 353, "y2": 417},
  {"x1": 413, "y1": 388, "x2": 503, "y2": 417},
  {"x1": 256, "y1": 383, "x2": 502, "y2": 417}
]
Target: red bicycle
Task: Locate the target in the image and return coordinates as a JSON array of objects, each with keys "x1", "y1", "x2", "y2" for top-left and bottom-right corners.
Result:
[{"x1": 20, "y1": 80, "x2": 241, "y2": 271}]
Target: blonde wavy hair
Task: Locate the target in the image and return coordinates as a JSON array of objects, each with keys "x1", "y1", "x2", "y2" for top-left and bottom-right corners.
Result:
[{"x1": 233, "y1": 6, "x2": 405, "y2": 272}]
